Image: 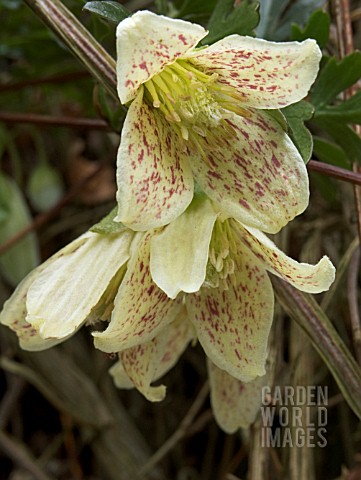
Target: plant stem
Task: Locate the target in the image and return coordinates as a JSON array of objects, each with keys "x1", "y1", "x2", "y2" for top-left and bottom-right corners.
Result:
[
  {"x1": 23, "y1": 0, "x2": 118, "y2": 101},
  {"x1": 272, "y1": 277, "x2": 361, "y2": 420}
]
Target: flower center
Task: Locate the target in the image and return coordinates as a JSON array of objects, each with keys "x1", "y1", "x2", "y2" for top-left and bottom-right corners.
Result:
[
  {"x1": 143, "y1": 59, "x2": 248, "y2": 143},
  {"x1": 204, "y1": 218, "x2": 238, "y2": 290}
]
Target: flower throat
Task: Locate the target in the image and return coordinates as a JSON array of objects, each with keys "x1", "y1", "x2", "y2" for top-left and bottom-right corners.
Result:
[{"x1": 143, "y1": 59, "x2": 248, "y2": 144}]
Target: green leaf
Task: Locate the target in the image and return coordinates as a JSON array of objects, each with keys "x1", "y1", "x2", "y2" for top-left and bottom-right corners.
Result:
[
  {"x1": 90, "y1": 208, "x2": 126, "y2": 235},
  {"x1": 282, "y1": 101, "x2": 314, "y2": 162},
  {"x1": 83, "y1": 1, "x2": 131, "y2": 24},
  {"x1": 314, "y1": 90, "x2": 361, "y2": 124},
  {"x1": 291, "y1": 9, "x2": 330, "y2": 49},
  {"x1": 311, "y1": 117, "x2": 361, "y2": 163},
  {"x1": 311, "y1": 52, "x2": 361, "y2": 109},
  {"x1": 256, "y1": 0, "x2": 325, "y2": 41},
  {"x1": 313, "y1": 136, "x2": 350, "y2": 169},
  {"x1": 0, "y1": 173, "x2": 40, "y2": 286},
  {"x1": 204, "y1": 0, "x2": 260, "y2": 45},
  {"x1": 176, "y1": 0, "x2": 218, "y2": 20}
]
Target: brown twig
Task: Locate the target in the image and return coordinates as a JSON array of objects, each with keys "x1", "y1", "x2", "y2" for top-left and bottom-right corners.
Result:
[
  {"x1": 307, "y1": 160, "x2": 361, "y2": 186},
  {"x1": 0, "y1": 163, "x2": 104, "y2": 257},
  {"x1": 0, "y1": 71, "x2": 89, "y2": 93},
  {"x1": 347, "y1": 249, "x2": 361, "y2": 365},
  {"x1": 23, "y1": 0, "x2": 118, "y2": 100},
  {"x1": 140, "y1": 382, "x2": 209, "y2": 474},
  {"x1": 0, "y1": 111, "x2": 110, "y2": 130},
  {"x1": 0, "y1": 430, "x2": 53, "y2": 480}
]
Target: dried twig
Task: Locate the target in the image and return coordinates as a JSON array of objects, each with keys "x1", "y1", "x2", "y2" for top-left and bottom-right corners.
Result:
[
  {"x1": 140, "y1": 382, "x2": 209, "y2": 474},
  {"x1": 0, "y1": 111, "x2": 110, "y2": 130},
  {"x1": 0, "y1": 430, "x2": 54, "y2": 480}
]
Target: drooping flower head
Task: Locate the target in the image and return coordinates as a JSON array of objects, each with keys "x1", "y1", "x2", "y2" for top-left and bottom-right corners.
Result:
[
  {"x1": 115, "y1": 10, "x2": 321, "y2": 232},
  {"x1": 0, "y1": 201, "x2": 335, "y2": 431}
]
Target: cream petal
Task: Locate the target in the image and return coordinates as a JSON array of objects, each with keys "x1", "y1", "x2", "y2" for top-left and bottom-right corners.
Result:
[
  {"x1": 0, "y1": 270, "x2": 64, "y2": 351},
  {"x1": 116, "y1": 88, "x2": 194, "y2": 231},
  {"x1": 208, "y1": 360, "x2": 268, "y2": 433},
  {"x1": 187, "y1": 242, "x2": 274, "y2": 382},
  {"x1": 109, "y1": 358, "x2": 134, "y2": 389},
  {"x1": 150, "y1": 194, "x2": 218, "y2": 299},
  {"x1": 115, "y1": 310, "x2": 194, "y2": 402},
  {"x1": 237, "y1": 224, "x2": 336, "y2": 293},
  {"x1": 192, "y1": 108, "x2": 309, "y2": 234},
  {"x1": 93, "y1": 233, "x2": 182, "y2": 353},
  {"x1": 26, "y1": 231, "x2": 133, "y2": 339},
  {"x1": 109, "y1": 311, "x2": 194, "y2": 399},
  {"x1": 117, "y1": 10, "x2": 207, "y2": 104},
  {"x1": 186, "y1": 36, "x2": 321, "y2": 109},
  {"x1": 121, "y1": 335, "x2": 167, "y2": 402}
]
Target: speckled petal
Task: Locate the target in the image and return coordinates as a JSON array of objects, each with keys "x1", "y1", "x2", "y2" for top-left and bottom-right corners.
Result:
[
  {"x1": 150, "y1": 194, "x2": 218, "y2": 299},
  {"x1": 186, "y1": 242, "x2": 274, "y2": 382},
  {"x1": 26, "y1": 231, "x2": 133, "y2": 339},
  {"x1": 113, "y1": 310, "x2": 194, "y2": 401},
  {"x1": 192, "y1": 109, "x2": 309, "y2": 234},
  {"x1": 186, "y1": 36, "x2": 321, "y2": 109},
  {"x1": 116, "y1": 88, "x2": 194, "y2": 231},
  {"x1": 208, "y1": 360, "x2": 268, "y2": 433},
  {"x1": 93, "y1": 233, "x2": 182, "y2": 353},
  {"x1": 238, "y1": 224, "x2": 336, "y2": 293},
  {"x1": 117, "y1": 10, "x2": 207, "y2": 104}
]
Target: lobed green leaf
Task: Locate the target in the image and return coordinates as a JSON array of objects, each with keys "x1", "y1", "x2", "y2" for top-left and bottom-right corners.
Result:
[{"x1": 204, "y1": 0, "x2": 260, "y2": 45}]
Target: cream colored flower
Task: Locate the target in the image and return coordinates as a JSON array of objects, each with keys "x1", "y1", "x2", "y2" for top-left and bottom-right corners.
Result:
[
  {"x1": 93, "y1": 196, "x2": 335, "y2": 384},
  {"x1": 0, "y1": 202, "x2": 335, "y2": 432},
  {"x1": 115, "y1": 10, "x2": 321, "y2": 231}
]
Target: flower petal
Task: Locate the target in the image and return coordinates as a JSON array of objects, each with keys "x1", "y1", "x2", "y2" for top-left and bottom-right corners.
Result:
[
  {"x1": 93, "y1": 233, "x2": 182, "y2": 353},
  {"x1": 192, "y1": 109, "x2": 309, "y2": 234},
  {"x1": 116, "y1": 89, "x2": 194, "y2": 231},
  {"x1": 186, "y1": 36, "x2": 321, "y2": 109},
  {"x1": 112, "y1": 309, "x2": 194, "y2": 402},
  {"x1": 121, "y1": 334, "x2": 167, "y2": 402},
  {"x1": 150, "y1": 194, "x2": 218, "y2": 299},
  {"x1": 187, "y1": 242, "x2": 274, "y2": 382},
  {"x1": 26, "y1": 231, "x2": 133, "y2": 339},
  {"x1": 0, "y1": 271, "x2": 64, "y2": 351},
  {"x1": 208, "y1": 360, "x2": 268, "y2": 433},
  {"x1": 237, "y1": 224, "x2": 336, "y2": 293},
  {"x1": 117, "y1": 10, "x2": 207, "y2": 104}
]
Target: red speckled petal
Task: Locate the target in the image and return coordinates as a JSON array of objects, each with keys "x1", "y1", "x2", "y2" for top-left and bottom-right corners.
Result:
[
  {"x1": 186, "y1": 36, "x2": 321, "y2": 109},
  {"x1": 237, "y1": 224, "x2": 336, "y2": 293},
  {"x1": 186, "y1": 243, "x2": 274, "y2": 382},
  {"x1": 26, "y1": 232, "x2": 133, "y2": 339},
  {"x1": 116, "y1": 89, "x2": 194, "y2": 231},
  {"x1": 150, "y1": 194, "x2": 218, "y2": 299},
  {"x1": 192, "y1": 108, "x2": 309, "y2": 234},
  {"x1": 208, "y1": 360, "x2": 268, "y2": 433},
  {"x1": 110, "y1": 310, "x2": 194, "y2": 401},
  {"x1": 117, "y1": 10, "x2": 207, "y2": 104},
  {"x1": 93, "y1": 233, "x2": 182, "y2": 353}
]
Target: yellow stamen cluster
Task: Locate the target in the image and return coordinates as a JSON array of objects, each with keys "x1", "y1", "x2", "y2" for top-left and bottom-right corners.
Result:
[
  {"x1": 204, "y1": 218, "x2": 238, "y2": 290},
  {"x1": 143, "y1": 59, "x2": 248, "y2": 144}
]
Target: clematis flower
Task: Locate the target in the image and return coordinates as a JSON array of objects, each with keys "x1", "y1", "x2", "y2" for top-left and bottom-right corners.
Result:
[
  {"x1": 0, "y1": 201, "x2": 335, "y2": 431},
  {"x1": 92, "y1": 195, "x2": 335, "y2": 385},
  {"x1": 115, "y1": 10, "x2": 321, "y2": 232}
]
